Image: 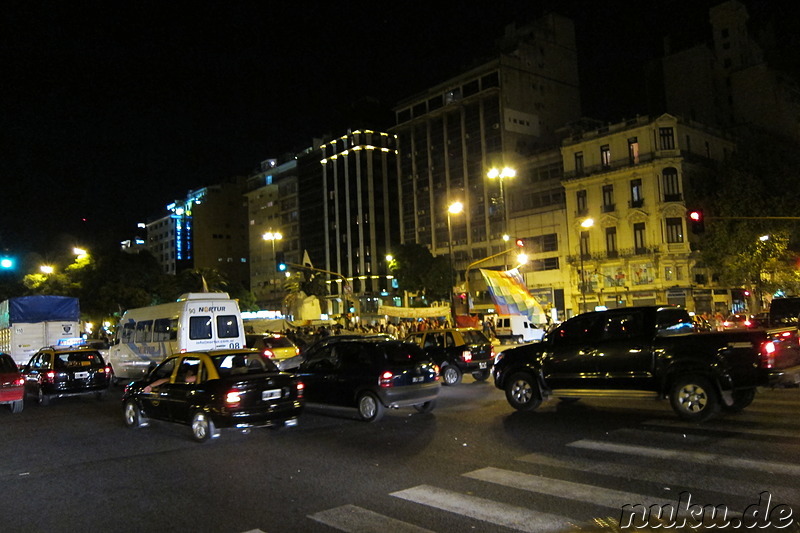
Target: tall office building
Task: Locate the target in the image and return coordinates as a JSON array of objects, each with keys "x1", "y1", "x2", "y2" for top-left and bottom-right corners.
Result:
[
  {"x1": 297, "y1": 130, "x2": 400, "y2": 317},
  {"x1": 389, "y1": 13, "x2": 581, "y2": 299}
]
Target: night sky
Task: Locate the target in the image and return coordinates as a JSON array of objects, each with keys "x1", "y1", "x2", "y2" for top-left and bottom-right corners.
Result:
[{"x1": 1, "y1": 0, "x2": 791, "y2": 254}]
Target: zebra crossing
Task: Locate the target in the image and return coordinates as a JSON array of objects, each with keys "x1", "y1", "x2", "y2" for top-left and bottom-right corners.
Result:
[{"x1": 307, "y1": 390, "x2": 800, "y2": 532}]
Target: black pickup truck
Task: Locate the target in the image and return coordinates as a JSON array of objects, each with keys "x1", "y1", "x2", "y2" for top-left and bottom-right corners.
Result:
[{"x1": 493, "y1": 306, "x2": 800, "y2": 421}]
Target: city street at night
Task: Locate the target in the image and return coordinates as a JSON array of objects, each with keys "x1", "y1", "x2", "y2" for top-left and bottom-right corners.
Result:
[{"x1": 2, "y1": 376, "x2": 799, "y2": 532}]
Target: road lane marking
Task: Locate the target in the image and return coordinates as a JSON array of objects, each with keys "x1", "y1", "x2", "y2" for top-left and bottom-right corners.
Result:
[
  {"x1": 309, "y1": 504, "x2": 434, "y2": 533},
  {"x1": 642, "y1": 418, "x2": 800, "y2": 438},
  {"x1": 390, "y1": 484, "x2": 573, "y2": 533},
  {"x1": 464, "y1": 467, "x2": 674, "y2": 510},
  {"x1": 516, "y1": 453, "x2": 800, "y2": 503},
  {"x1": 568, "y1": 439, "x2": 800, "y2": 476}
]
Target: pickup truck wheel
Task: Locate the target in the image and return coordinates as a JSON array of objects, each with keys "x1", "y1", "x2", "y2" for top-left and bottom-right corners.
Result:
[
  {"x1": 441, "y1": 365, "x2": 462, "y2": 386},
  {"x1": 670, "y1": 376, "x2": 720, "y2": 422},
  {"x1": 505, "y1": 372, "x2": 542, "y2": 411},
  {"x1": 722, "y1": 388, "x2": 756, "y2": 413},
  {"x1": 471, "y1": 369, "x2": 491, "y2": 381}
]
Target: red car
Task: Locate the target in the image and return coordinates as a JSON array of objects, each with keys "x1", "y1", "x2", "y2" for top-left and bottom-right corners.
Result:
[{"x1": 0, "y1": 353, "x2": 24, "y2": 414}]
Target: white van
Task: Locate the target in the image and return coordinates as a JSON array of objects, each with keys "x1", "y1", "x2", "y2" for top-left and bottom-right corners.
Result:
[
  {"x1": 108, "y1": 293, "x2": 245, "y2": 381},
  {"x1": 493, "y1": 315, "x2": 545, "y2": 344}
]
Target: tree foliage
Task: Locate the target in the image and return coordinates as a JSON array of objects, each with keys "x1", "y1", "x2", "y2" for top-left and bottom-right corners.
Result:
[
  {"x1": 388, "y1": 243, "x2": 452, "y2": 302},
  {"x1": 685, "y1": 129, "x2": 800, "y2": 299}
]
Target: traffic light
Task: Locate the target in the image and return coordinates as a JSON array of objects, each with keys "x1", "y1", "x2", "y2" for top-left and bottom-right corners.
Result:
[
  {"x1": 515, "y1": 238, "x2": 525, "y2": 247},
  {"x1": 275, "y1": 251, "x2": 287, "y2": 272},
  {"x1": 688, "y1": 210, "x2": 705, "y2": 234}
]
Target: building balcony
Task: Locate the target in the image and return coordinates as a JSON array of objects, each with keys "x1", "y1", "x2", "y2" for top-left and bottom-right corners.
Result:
[
  {"x1": 601, "y1": 203, "x2": 615, "y2": 213},
  {"x1": 629, "y1": 199, "x2": 644, "y2": 208}
]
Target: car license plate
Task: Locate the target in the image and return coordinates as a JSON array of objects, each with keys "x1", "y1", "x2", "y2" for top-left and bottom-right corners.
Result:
[
  {"x1": 262, "y1": 389, "x2": 281, "y2": 401},
  {"x1": 412, "y1": 376, "x2": 423, "y2": 383},
  {"x1": 479, "y1": 362, "x2": 487, "y2": 369},
  {"x1": 74, "y1": 372, "x2": 90, "y2": 379}
]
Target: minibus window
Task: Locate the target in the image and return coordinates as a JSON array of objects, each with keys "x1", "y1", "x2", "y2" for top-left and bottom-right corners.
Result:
[
  {"x1": 217, "y1": 315, "x2": 240, "y2": 339},
  {"x1": 189, "y1": 316, "x2": 213, "y2": 340},
  {"x1": 120, "y1": 322, "x2": 135, "y2": 343},
  {"x1": 135, "y1": 320, "x2": 153, "y2": 342},
  {"x1": 153, "y1": 318, "x2": 178, "y2": 341}
]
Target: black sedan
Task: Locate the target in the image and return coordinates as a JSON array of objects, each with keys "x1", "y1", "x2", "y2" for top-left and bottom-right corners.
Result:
[
  {"x1": 122, "y1": 350, "x2": 304, "y2": 442},
  {"x1": 295, "y1": 337, "x2": 440, "y2": 422}
]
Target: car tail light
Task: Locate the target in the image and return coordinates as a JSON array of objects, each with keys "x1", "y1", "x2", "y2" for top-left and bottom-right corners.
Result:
[
  {"x1": 99, "y1": 366, "x2": 110, "y2": 374},
  {"x1": 461, "y1": 350, "x2": 472, "y2": 362},
  {"x1": 744, "y1": 319, "x2": 752, "y2": 327},
  {"x1": 379, "y1": 371, "x2": 394, "y2": 388},
  {"x1": 761, "y1": 341, "x2": 776, "y2": 369},
  {"x1": 43, "y1": 371, "x2": 56, "y2": 383},
  {"x1": 491, "y1": 346, "x2": 496, "y2": 359},
  {"x1": 14, "y1": 377, "x2": 24, "y2": 386},
  {"x1": 225, "y1": 390, "x2": 242, "y2": 405},
  {"x1": 294, "y1": 347, "x2": 300, "y2": 356},
  {"x1": 433, "y1": 364, "x2": 440, "y2": 381},
  {"x1": 262, "y1": 349, "x2": 275, "y2": 359},
  {"x1": 295, "y1": 381, "x2": 304, "y2": 398}
]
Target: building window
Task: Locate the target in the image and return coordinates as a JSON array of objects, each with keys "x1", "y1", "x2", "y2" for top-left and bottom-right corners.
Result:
[
  {"x1": 580, "y1": 230, "x2": 590, "y2": 258},
  {"x1": 605, "y1": 227, "x2": 618, "y2": 258},
  {"x1": 665, "y1": 266, "x2": 674, "y2": 281},
  {"x1": 576, "y1": 189, "x2": 587, "y2": 215},
  {"x1": 659, "y1": 127, "x2": 675, "y2": 150},
  {"x1": 666, "y1": 217, "x2": 684, "y2": 243},
  {"x1": 628, "y1": 137, "x2": 639, "y2": 164},
  {"x1": 602, "y1": 185, "x2": 615, "y2": 213},
  {"x1": 662, "y1": 167, "x2": 681, "y2": 201},
  {"x1": 634, "y1": 223, "x2": 646, "y2": 253},
  {"x1": 630, "y1": 178, "x2": 643, "y2": 208},
  {"x1": 530, "y1": 257, "x2": 560, "y2": 271},
  {"x1": 574, "y1": 151, "x2": 584, "y2": 174},
  {"x1": 600, "y1": 145, "x2": 611, "y2": 168},
  {"x1": 528, "y1": 233, "x2": 558, "y2": 253}
]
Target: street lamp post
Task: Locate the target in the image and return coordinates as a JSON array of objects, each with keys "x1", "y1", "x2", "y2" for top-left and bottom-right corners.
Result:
[
  {"x1": 447, "y1": 201, "x2": 464, "y2": 323},
  {"x1": 262, "y1": 231, "x2": 283, "y2": 300},
  {"x1": 579, "y1": 218, "x2": 594, "y2": 314},
  {"x1": 487, "y1": 166, "x2": 516, "y2": 236}
]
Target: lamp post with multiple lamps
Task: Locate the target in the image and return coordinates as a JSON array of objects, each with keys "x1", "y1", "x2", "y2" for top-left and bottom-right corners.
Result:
[
  {"x1": 262, "y1": 231, "x2": 283, "y2": 300},
  {"x1": 578, "y1": 218, "x2": 594, "y2": 313},
  {"x1": 487, "y1": 166, "x2": 516, "y2": 236},
  {"x1": 447, "y1": 201, "x2": 464, "y2": 322}
]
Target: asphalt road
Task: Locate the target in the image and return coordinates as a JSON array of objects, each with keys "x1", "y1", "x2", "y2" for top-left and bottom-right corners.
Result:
[{"x1": 2, "y1": 377, "x2": 799, "y2": 532}]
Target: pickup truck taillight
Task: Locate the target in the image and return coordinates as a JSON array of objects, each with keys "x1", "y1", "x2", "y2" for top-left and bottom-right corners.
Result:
[
  {"x1": 761, "y1": 340, "x2": 776, "y2": 369},
  {"x1": 295, "y1": 381, "x2": 304, "y2": 398}
]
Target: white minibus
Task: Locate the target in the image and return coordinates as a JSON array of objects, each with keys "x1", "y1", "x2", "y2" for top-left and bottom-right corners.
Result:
[{"x1": 108, "y1": 293, "x2": 245, "y2": 381}]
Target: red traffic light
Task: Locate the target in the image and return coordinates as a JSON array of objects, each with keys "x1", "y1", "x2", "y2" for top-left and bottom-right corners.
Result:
[
  {"x1": 687, "y1": 209, "x2": 705, "y2": 234},
  {"x1": 688, "y1": 211, "x2": 702, "y2": 222},
  {"x1": 515, "y1": 238, "x2": 525, "y2": 247}
]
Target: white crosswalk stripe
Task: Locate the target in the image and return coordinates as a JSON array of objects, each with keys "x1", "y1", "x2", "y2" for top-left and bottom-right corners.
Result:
[
  {"x1": 309, "y1": 504, "x2": 434, "y2": 533},
  {"x1": 642, "y1": 417, "x2": 800, "y2": 438},
  {"x1": 390, "y1": 484, "x2": 573, "y2": 533},
  {"x1": 568, "y1": 438, "x2": 800, "y2": 475}
]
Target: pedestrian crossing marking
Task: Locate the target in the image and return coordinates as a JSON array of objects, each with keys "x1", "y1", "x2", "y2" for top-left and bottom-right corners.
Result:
[
  {"x1": 464, "y1": 466, "x2": 674, "y2": 510},
  {"x1": 642, "y1": 418, "x2": 800, "y2": 438},
  {"x1": 309, "y1": 504, "x2": 434, "y2": 533},
  {"x1": 390, "y1": 484, "x2": 574, "y2": 533},
  {"x1": 568, "y1": 439, "x2": 800, "y2": 476}
]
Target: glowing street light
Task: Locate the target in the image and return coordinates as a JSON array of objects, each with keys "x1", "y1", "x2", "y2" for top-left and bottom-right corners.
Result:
[
  {"x1": 579, "y1": 218, "x2": 594, "y2": 313},
  {"x1": 262, "y1": 231, "x2": 283, "y2": 298},
  {"x1": 447, "y1": 201, "x2": 464, "y2": 322},
  {"x1": 73, "y1": 247, "x2": 88, "y2": 257},
  {"x1": 487, "y1": 166, "x2": 516, "y2": 236},
  {"x1": 40, "y1": 265, "x2": 54, "y2": 274}
]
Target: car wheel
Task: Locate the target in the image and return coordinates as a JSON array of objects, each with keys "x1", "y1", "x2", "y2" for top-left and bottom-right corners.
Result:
[
  {"x1": 191, "y1": 411, "x2": 219, "y2": 442},
  {"x1": 670, "y1": 376, "x2": 720, "y2": 422},
  {"x1": 357, "y1": 392, "x2": 385, "y2": 422},
  {"x1": 123, "y1": 400, "x2": 147, "y2": 428},
  {"x1": 722, "y1": 388, "x2": 756, "y2": 413},
  {"x1": 37, "y1": 386, "x2": 50, "y2": 406},
  {"x1": 471, "y1": 369, "x2": 491, "y2": 381},
  {"x1": 505, "y1": 372, "x2": 542, "y2": 411},
  {"x1": 413, "y1": 399, "x2": 437, "y2": 414},
  {"x1": 441, "y1": 365, "x2": 462, "y2": 386},
  {"x1": 10, "y1": 399, "x2": 23, "y2": 414}
]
